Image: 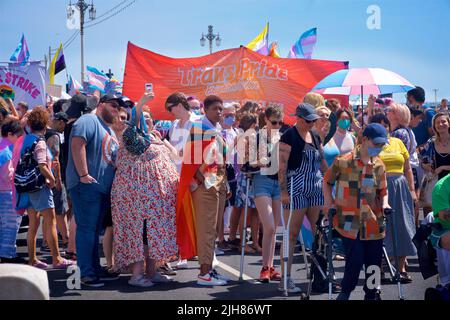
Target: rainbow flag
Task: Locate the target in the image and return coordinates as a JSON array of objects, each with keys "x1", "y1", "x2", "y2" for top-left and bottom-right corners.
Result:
[
  {"x1": 176, "y1": 120, "x2": 221, "y2": 259},
  {"x1": 49, "y1": 43, "x2": 66, "y2": 84},
  {"x1": 269, "y1": 41, "x2": 281, "y2": 58},
  {"x1": 86, "y1": 66, "x2": 108, "y2": 93},
  {"x1": 246, "y1": 23, "x2": 269, "y2": 55},
  {"x1": 10, "y1": 34, "x2": 30, "y2": 66},
  {"x1": 288, "y1": 27, "x2": 317, "y2": 59}
]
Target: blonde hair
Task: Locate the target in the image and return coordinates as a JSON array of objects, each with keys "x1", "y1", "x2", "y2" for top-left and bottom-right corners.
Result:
[
  {"x1": 315, "y1": 106, "x2": 331, "y2": 117},
  {"x1": 390, "y1": 103, "x2": 411, "y2": 127},
  {"x1": 432, "y1": 112, "x2": 450, "y2": 143},
  {"x1": 303, "y1": 93, "x2": 325, "y2": 109}
]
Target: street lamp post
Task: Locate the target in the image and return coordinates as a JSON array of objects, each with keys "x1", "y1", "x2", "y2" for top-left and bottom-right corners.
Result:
[
  {"x1": 200, "y1": 25, "x2": 221, "y2": 54},
  {"x1": 67, "y1": 0, "x2": 96, "y2": 83}
]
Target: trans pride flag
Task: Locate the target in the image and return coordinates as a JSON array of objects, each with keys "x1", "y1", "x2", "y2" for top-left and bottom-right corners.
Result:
[
  {"x1": 246, "y1": 23, "x2": 269, "y2": 55},
  {"x1": 86, "y1": 66, "x2": 108, "y2": 93},
  {"x1": 288, "y1": 28, "x2": 317, "y2": 59},
  {"x1": 10, "y1": 34, "x2": 30, "y2": 66},
  {"x1": 68, "y1": 75, "x2": 83, "y2": 96}
]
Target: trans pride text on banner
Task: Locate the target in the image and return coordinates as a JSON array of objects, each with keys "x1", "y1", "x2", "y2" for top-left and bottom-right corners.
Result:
[{"x1": 178, "y1": 58, "x2": 288, "y2": 96}]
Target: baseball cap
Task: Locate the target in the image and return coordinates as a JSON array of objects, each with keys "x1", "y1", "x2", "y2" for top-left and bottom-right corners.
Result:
[
  {"x1": 363, "y1": 123, "x2": 389, "y2": 145},
  {"x1": 99, "y1": 94, "x2": 125, "y2": 108},
  {"x1": 54, "y1": 112, "x2": 69, "y2": 122},
  {"x1": 292, "y1": 103, "x2": 320, "y2": 121}
]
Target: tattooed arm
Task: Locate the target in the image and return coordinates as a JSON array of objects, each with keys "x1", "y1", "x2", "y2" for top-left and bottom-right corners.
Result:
[
  {"x1": 47, "y1": 135, "x2": 62, "y2": 190},
  {"x1": 278, "y1": 141, "x2": 291, "y2": 205}
]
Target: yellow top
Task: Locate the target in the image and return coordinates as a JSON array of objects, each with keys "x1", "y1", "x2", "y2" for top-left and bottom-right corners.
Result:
[{"x1": 379, "y1": 137, "x2": 409, "y2": 173}]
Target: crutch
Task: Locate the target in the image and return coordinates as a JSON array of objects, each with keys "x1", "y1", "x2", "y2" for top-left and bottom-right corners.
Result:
[
  {"x1": 280, "y1": 174, "x2": 309, "y2": 296},
  {"x1": 382, "y1": 245, "x2": 396, "y2": 280},
  {"x1": 305, "y1": 212, "x2": 327, "y2": 300},
  {"x1": 384, "y1": 208, "x2": 405, "y2": 300},
  {"x1": 327, "y1": 208, "x2": 337, "y2": 300},
  {"x1": 239, "y1": 170, "x2": 259, "y2": 282}
]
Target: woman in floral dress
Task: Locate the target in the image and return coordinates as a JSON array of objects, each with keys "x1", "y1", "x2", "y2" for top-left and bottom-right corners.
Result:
[{"x1": 111, "y1": 92, "x2": 179, "y2": 287}]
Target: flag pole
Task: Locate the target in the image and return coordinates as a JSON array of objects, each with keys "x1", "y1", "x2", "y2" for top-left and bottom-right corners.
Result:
[{"x1": 361, "y1": 85, "x2": 364, "y2": 127}]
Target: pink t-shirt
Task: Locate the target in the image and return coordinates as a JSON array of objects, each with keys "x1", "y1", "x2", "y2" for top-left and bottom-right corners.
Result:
[{"x1": 33, "y1": 140, "x2": 52, "y2": 169}]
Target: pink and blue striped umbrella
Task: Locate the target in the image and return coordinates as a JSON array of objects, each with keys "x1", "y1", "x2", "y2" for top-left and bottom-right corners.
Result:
[
  {"x1": 312, "y1": 68, "x2": 415, "y2": 95},
  {"x1": 312, "y1": 68, "x2": 415, "y2": 124}
]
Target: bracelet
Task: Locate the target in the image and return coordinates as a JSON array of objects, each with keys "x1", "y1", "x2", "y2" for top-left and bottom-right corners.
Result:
[{"x1": 80, "y1": 174, "x2": 89, "y2": 178}]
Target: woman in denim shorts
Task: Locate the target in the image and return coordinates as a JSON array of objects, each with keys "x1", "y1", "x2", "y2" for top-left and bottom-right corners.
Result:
[
  {"x1": 252, "y1": 106, "x2": 283, "y2": 283},
  {"x1": 18, "y1": 107, "x2": 73, "y2": 270}
]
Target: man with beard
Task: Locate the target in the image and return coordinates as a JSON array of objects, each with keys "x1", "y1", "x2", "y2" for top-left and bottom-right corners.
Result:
[{"x1": 66, "y1": 95, "x2": 120, "y2": 287}]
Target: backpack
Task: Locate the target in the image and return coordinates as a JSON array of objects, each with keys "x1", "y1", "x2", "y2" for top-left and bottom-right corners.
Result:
[{"x1": 14, "y1": 137, "x2": 46, "y2": 193}]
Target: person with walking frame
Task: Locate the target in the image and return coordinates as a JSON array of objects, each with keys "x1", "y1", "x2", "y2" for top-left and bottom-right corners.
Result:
[
  {"x1": 278, "y1": 103, "x2": 328, "y2": 293},
  {"x1": 323, "y1": 123, "x2": 391, "y2": 300}
]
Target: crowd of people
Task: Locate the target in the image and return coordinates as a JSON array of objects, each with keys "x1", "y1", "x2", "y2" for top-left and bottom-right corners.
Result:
[{"x1": 0, "y1": 86, "x2": 449, "y2": 299}]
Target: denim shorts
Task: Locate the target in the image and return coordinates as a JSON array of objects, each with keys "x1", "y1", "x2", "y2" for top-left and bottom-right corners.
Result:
[
  {"x1": 28, "y1": 186, "x2": 54, "y2": 212},
  {"x1": 253, "y1": 174, "x2": 280, "y2": 200}
]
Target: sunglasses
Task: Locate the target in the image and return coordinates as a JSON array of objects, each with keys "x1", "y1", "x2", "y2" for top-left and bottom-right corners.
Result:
[
  {"x1": 270, "y1": 120, "x2": 283, "y2": 126},
  {"x1": 119, "y1": 115, "x2": 127, "y2": 121},
  {"x1": 304, "y1": 118, "x2": 317, "y2": 124}
]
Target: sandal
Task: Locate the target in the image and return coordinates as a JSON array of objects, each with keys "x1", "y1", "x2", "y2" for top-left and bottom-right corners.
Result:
[
  {"x1": 65, "y1": 252, "x2": 77, "y2": 261},
  {"x1": 31, "y1": 260, "x2": 49, "y2": 270},
  {"x1": 240, "y1": 244, "x2": 256, "y2": 254},
  {"x1": 250, "y1": 244, "x2": 263, "y2": 253},
  {"x1": 52, "y1": 258, "x2": 75, "y2": 270},
  {"x1": 400, "y1": 272, "x2": 413, "y2": 283},
  {"x1": 128, "y1": 275, "x2": 154, "y2": 287}
]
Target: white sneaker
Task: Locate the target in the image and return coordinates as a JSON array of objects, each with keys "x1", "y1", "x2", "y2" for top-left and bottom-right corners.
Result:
[
  {"x1": 197, "y1": 272, "x2": 227, "y2": 286},
  {"x1": 212, "y1": 269, "x2": 230, "y2": 282},
  {"x1": 151, "y1": 272, "x2": 173, "y2": 283},
  {"x1": 176, "y1": 259, "x2": 188, "y2": 269},
  {"x1": 278, "y1": 277, "x2": 302, "y2": 293},
  {"x1": 128, "y1": 275, "x2": 154, "y2": 287},
  {"x1": 215, "y1": 247, "x2": 224, "y2": 256}
]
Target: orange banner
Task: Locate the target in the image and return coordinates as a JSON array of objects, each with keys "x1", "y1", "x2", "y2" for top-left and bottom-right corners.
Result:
[{"x1": 123, "y1": 42, "x2": 348, "y2": 124}]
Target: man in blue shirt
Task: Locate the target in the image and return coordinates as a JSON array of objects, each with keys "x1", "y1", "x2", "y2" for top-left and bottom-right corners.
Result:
[
  {"x1": 408, "y1": 86, "x2": 435, "y2": 147},
  {"x1": 66, "y1": 95, "x2": 120, "y2": 287}
]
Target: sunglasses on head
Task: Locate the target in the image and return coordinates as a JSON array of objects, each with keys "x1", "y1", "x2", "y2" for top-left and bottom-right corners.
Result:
[{"x1": 270, "y1": 120, "x2": 283, "y2": 126}]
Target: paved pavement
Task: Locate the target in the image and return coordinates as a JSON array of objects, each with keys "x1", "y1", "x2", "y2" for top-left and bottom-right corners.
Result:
[{"x1": 14, "y1": 224, "x2": 437, "y2": 301}]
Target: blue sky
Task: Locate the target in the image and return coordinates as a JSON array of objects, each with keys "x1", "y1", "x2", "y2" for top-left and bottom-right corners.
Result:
[{"x1": 1, "y1": 0, "x2": 449, "y2": 103}]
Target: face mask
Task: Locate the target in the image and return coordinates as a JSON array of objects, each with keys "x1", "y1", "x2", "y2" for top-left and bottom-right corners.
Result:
[
  {"x1": 224, "y1": 115, "x2": 235, "y2": 127},
  {"x1": 193, "y1": 109, "x2": 202, "y2": 116},
  {"x1": 368, "y1": 146, "x2": 383, "y2": 157},
  {"x1": 338, "y1": 119, "x2": 351, "y2": 130}
]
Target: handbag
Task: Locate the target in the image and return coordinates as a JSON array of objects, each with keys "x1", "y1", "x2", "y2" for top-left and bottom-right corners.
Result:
[
  {"x1": 419, "y1": 172, "x2": 438, "y2": 208},
  {"x1": 122, "y1": 120, "x2": 151, "y2": 156}
]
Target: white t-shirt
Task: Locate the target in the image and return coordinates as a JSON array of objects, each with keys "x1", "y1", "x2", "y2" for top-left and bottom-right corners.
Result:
[
  {"x1": 168, "y1": 113, "x2": 201, "y2": 173},
  {"x1": 334, "y1": 130, "x2": 356, "y2": 155}
]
